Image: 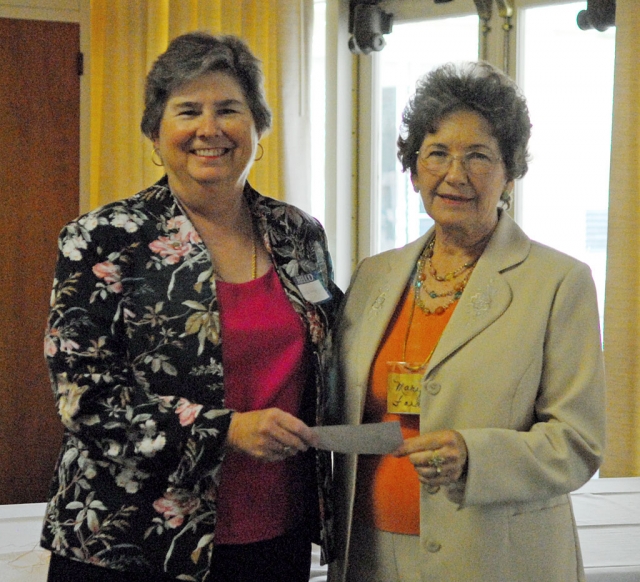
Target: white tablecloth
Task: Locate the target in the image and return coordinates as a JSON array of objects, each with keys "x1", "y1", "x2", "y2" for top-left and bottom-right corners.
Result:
[
  {"x1": 571, "y1": 477, "x2": 640, "y2": 581},
  {"x1": 0, "y1": 503, "x2": 49, "y2": 582},
  {"x1": 2, "y1": 477, "x2": 638, "y2": 581}
]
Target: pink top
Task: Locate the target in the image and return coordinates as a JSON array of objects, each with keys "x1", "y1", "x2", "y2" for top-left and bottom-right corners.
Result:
[{"x1": 214, "y1": 267, "x2": 311, "y2": 544}]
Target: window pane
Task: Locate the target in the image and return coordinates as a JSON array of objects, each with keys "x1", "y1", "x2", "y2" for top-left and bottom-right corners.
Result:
[
  {"x1": 376, "y1": 16, "x2": 479, "y2": 253},
  {"x1": 518, "y1": 2, "x2": 615, "y2": 321}
]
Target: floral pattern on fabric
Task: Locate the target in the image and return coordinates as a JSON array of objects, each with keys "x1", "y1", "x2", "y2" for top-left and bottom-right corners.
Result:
[{"x1": 41, "y1": 177, "x2": 341, "y2": 580}]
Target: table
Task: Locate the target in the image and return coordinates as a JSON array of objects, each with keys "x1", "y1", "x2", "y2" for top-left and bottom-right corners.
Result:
[{"x1": 571, "y1": 477, "x2": 640, "y2": 581}]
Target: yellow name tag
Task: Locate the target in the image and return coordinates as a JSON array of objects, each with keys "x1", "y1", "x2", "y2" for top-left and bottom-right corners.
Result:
[{"x1": 387, "y1": 362, "x2": 423, "y2": 414}]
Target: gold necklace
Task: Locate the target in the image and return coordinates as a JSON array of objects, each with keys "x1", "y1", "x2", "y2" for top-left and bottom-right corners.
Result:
[
  {"x1": 251, "y1": 235, "x2": 257, "y2": 280},
  {"x1": 401, "y1": 288, "x2": 437, "y2": 372},
  {"x1": 212, "y1": 233, "x2": 258, "y2": 281},
  {"x1": 425, "y1": 237, "x2": 478, "y2": 282}
]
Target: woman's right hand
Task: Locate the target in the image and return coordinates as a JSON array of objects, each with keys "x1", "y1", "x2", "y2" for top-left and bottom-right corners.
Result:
[
  {"x1": 226, "y1": 408, "x2": 319, "y2": 462},
  {"x1": 394, "y1": 429, "x2": 468, "y2": 487}
]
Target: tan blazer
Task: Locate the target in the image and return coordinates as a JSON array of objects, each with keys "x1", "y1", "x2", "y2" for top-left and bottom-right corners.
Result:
[{"x1": 328, "y1": 212, "x2": 605, "y2": 582}]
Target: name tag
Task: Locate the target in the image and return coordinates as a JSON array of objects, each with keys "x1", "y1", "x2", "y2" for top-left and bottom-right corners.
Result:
[
  {"x1": 387, "y1": 361, "x2": 423, "y2": 414},
  {"x1": 293, "y1": 272, "x2": 332, "y2": 304}
]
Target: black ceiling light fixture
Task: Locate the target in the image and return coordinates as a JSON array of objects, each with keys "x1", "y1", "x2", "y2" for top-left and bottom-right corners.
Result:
[
  {"x1": 348, "y1": 0, "x2": 394, "y2": 55},
  {"x1": 577, "y1": 0, "x2": 616, "y2": 31}
]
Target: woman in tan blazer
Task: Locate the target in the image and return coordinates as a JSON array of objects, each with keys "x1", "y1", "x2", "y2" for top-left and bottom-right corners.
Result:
[{"x1": 328, "y1": 62, "x2": 605, "y2": 582}]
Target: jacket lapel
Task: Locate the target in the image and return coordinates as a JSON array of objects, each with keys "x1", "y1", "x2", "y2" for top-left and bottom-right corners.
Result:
[
  {"x1": 245, "y1": 184, "x2": 337, "y2": 351},
  {"x1": 348, "y1": 236, "x2": 429, "y2": 414},
  {"x1": 426, "y1": 211, "x2": 531, "y2": 375}
]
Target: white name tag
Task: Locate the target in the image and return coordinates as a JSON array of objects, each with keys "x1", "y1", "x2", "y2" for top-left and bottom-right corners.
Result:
[{"x1": 293, "y1": 272, "x2": 331, "y2": 304}]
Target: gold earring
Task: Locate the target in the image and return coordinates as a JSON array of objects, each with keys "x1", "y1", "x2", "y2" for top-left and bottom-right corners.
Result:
[
  {"x1": 255, "y1": 143, "x2": 264, "y2": 162},
  {"x1": 152, "y1": 148, "x2": 164, "y2": 167}
]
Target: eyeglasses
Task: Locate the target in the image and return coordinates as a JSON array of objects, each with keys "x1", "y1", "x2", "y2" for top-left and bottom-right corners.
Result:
[{"x1": 415, "y1": 149, "x2": 501, "y2": 176}]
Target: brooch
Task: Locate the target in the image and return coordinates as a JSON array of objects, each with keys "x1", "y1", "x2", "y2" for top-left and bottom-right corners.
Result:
[
  {"x1": 469, "y1": 281, "x2": 497, "y2": 317},
  {"x1": 368, "y1": 285, "x2": 390, "y2": 320}
]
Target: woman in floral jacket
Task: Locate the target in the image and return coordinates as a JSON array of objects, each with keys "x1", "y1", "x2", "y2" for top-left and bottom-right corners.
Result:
[{"x1": 42, "y1": 32, "x2": 341, "y2": 582}]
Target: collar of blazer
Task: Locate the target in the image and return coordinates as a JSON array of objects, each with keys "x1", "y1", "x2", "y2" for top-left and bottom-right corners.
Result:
[
  {"x1": 350, "y1": 211, "x2": 531, "y2": 388},
  {"x1": 426, "y1": 211, "x2": 531, "y2": 375}
]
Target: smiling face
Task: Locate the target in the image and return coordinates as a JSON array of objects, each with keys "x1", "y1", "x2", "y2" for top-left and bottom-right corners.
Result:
[
  {"x1": 412, "y1": 109, "x2": 512, "y2": 240},
  {"x1": 153, "y1": 71, "x2": 259, "y2": 201}
]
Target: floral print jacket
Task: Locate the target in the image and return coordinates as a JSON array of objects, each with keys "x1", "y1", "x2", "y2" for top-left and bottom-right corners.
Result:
[{"x1": 41, "y1": 177, "x2": 342, "y2": 581}]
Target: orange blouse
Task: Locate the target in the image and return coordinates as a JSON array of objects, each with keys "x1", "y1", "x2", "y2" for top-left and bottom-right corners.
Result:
[{"x1": 355, "y1": 286, "x2": 455, "y2": 534}]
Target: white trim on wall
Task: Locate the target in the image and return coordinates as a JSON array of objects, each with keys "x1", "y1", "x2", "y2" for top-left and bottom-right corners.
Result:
[{"x1": 324, "y1": 0, "x2": 356, "y2": 289}]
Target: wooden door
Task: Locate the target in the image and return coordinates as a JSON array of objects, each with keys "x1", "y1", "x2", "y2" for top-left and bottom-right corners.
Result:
[{"x1": 0, "y1": 18, "x2": 80, "y2": 504}]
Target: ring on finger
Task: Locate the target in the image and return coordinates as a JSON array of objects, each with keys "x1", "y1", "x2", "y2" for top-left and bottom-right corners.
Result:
[
  {"x1": 282, "y1": 445, "x2": 292, "y2": 454},
  {"x1": 429, "y1": 454, "x2": 445, "y2": 470}
]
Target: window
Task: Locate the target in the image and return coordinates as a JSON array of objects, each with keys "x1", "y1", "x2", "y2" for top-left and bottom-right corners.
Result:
[
  {"x1": 517, "y1": 2, "x2": 615, "y2": 319},
  {"x1": 377, "y1": 15, "x2": 479, "y2": 252}
]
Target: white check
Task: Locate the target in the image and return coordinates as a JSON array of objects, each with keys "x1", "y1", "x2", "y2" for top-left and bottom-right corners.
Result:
[{"x1": 312, "y1": 421, "x2": 404, "y2": 455}]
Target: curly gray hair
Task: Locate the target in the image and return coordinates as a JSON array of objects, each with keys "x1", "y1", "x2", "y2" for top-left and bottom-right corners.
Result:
[{"x1": 397, "y1": 62, "x2": 531, "y2": 205}]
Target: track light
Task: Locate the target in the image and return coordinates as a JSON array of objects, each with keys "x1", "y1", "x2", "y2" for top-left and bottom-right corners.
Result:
[
  {"x1": 577, "y1": 0, "x2": 616, "y2": 32},
  {"x1": 348, "y1": 1, "x2": 394, "y2": 55}
]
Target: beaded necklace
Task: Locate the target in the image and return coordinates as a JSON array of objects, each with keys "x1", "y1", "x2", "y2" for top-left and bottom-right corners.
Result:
[
  {"x1": 414, "y1": 238, "x2": 475, "y2": 316},
  {"x1": 425, "y1": 237, "x2": 479, "y2": 282}
]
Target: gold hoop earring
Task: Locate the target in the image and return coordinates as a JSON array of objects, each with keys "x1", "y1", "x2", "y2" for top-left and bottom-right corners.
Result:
[
  {"x1": 152, "y1": 148, "x2": 164, "y2": 167},
  {"x1": 255, "y1": 143, "x2": 264, "y2": 162}
]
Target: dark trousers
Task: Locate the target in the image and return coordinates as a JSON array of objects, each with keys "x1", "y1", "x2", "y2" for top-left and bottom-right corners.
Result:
[
  {"x1": 47, "y1": 553, "x2": 177, "y2": 582},
  {"x1": 47, "y1": 524, "x2": 312, "y2": 582},
  {"x1": 209, "y1": 524, "x2": 312, "y2": 582}
]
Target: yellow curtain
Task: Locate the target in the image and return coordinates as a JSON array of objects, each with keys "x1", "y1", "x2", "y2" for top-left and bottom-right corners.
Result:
[
  {"x1": 601, "y1": 0, "x2": 640, "y2": 477},
  {"x1": 89, "y1": 0, "x2": 313, "y2": 209}
]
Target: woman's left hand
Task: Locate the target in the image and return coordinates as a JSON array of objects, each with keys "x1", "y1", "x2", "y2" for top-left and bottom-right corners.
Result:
[{"x1": 394, "y1": 429, "x2": 468, "y2": 486}]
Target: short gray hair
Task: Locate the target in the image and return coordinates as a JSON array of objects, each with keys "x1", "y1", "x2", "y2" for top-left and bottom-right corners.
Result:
[{"x1": 141, "y1": 32, "x2": 272, "y2": 139}]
